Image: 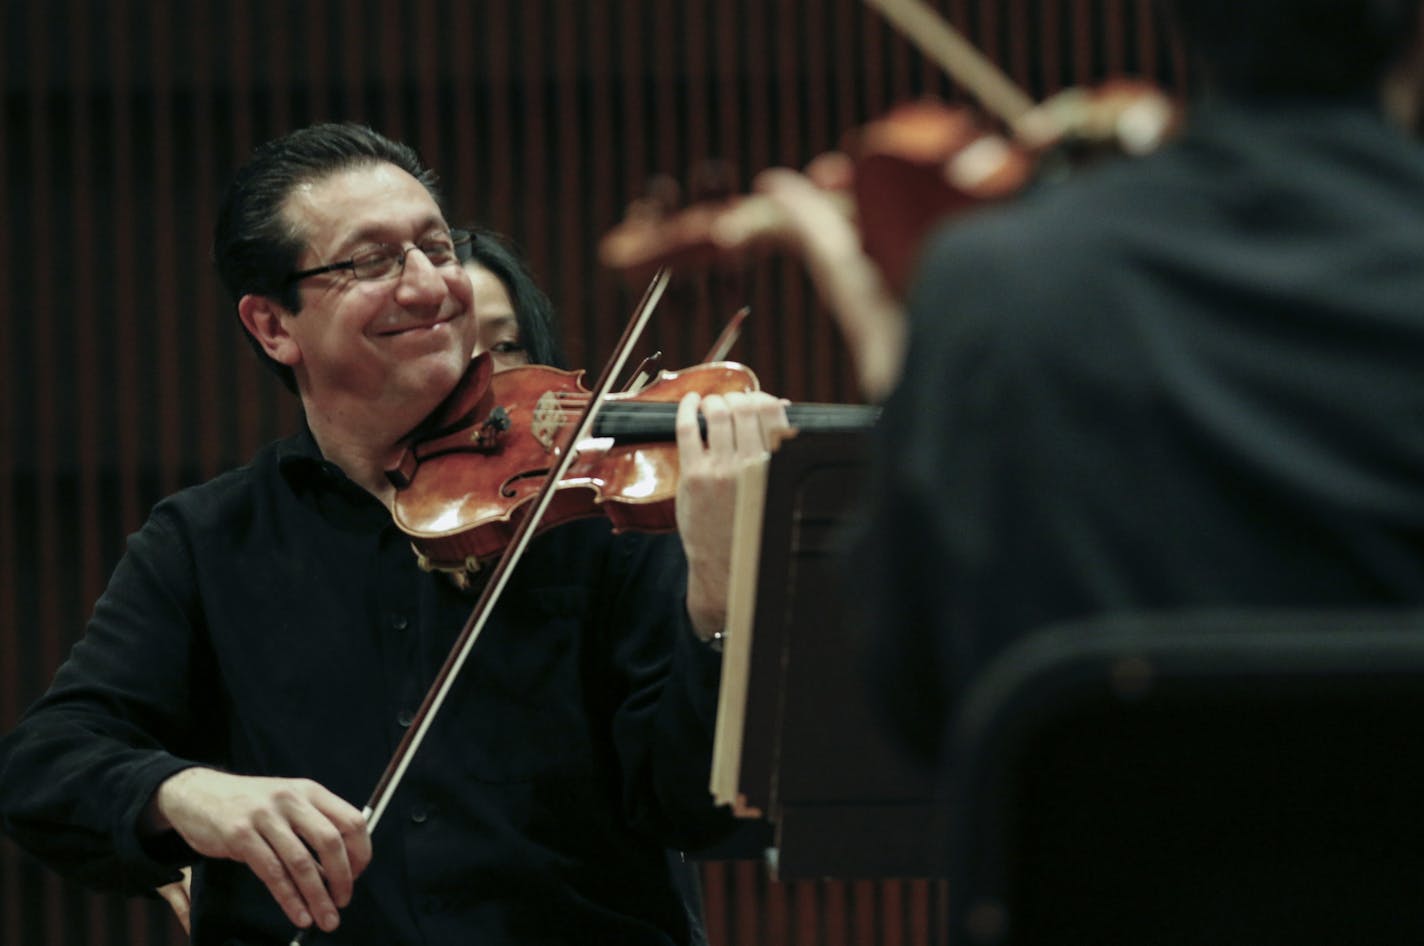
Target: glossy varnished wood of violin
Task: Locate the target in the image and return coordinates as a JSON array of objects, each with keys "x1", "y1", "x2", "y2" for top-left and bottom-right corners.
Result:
[{"x1": 386, "y1": 356, "x2": 879, "y2": 575}]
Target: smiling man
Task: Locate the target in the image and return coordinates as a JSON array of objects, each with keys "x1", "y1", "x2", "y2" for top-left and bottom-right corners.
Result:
[{"x1": 0, "y1": 123, "x2": 788, "y2": 945}]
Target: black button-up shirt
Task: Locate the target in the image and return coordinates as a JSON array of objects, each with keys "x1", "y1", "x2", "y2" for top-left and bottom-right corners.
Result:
[{"x1": 0, "y1": 428, "x2": 733, "y2": 945}]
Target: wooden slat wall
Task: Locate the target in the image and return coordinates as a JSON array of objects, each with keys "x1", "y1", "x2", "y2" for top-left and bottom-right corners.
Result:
[{"x1": 0, "y1": 2, "x2": 1183, "y2": 943}]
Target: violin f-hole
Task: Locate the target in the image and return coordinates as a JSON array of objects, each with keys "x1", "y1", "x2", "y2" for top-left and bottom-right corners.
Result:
[{"x1": 501, "y1": 469, "x2": 552, "y2": 498}]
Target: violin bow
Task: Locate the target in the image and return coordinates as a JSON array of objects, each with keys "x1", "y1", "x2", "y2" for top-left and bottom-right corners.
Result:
[
  {"x1": 702, "y1": 306, "x2": 750, "y2": 364},
  {"x1": 863, "y1": 0, "x2": 1178, "y2": 153},
  {"x1": 861, "y1": 0, "x2": 1035, "y2": 128},
  {"x1": 289, "y1": 268, "x2": 673, "y2": 946}
]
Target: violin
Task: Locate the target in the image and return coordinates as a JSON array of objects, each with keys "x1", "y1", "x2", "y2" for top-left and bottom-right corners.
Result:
[
  {"x1": 600, "y1": 100, "x2": 1036, "y2": 298},
  {"x1": 599, "y1": 80, "x2": 1176, "y2": 299},
  {"x1": 599, "y1": 0, "x2": 1178, "y2": 299},
  {"x1": 385, "y1": 351, "x2": 879, "y2": 578}
]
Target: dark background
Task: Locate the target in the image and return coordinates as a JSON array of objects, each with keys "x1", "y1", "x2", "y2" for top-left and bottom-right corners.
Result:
[{"x1": 0, "y1": 1, "x2": 1183, "y2": 942}]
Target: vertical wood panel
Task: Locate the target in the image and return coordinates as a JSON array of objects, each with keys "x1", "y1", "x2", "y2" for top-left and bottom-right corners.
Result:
[
  {"x1": 17, "y1": 38, "x2": 69, "y2": 946},
  {"x1": 883, "y1": 878, "x2": 905, "y2": 945},
  {"x1": 72, "y1": 18, "x2": 118, "y2": 942},
  {"x1": 584, "y1": 4, "x2": 618, "y2": 370},
  {"x1": 449, "y1": 0, "x2": 480, "y2": 215},
  {"x1": 977, "y1": 0, "x2": 1001, "y2": 98},
  {"x1": 553, "y1": 2, "x2": 587, "y2": 371},
  {"x1": 267, "y1": 2, "x2": 297, "y2": 183},
  {"x1": 519, "y1": 3, "x2": 552, "y2": 317},
  {"x1": 149, "y1": 0, "x2": 183, "y2": 500},
  {"x1": 379, "y1": 0, "x2": 406, "y2": 142},
  {"x1": 1040, "y1": 0, "x2": 1063, "y2": 93},
  {"x1": 306, "y1": 0, "x2": 334, "y2": 121},
  {"x1": 1073, "y1": 0, "x2": 1094, "y2": 86},
  {"x1": 701, "y1": 860, "x2": 729, "y2": 945},
  {"x1": 764, "y1": 875, "x2": 790, "y2": 944},
  {"x1": 338, "y1": 0, "x2": 366, "y2": 123},
  {"x1": 20, "y1": 6, "x2": 69, "y2": 940},
  {"x1": 794, "y1": 881, "x2": 818, "y2": 945},
  {"x1": 485, "y1": 1, "x2": 516, "y2": 236},
  {"x1": 1007, "y1": 0, "x2": 1031, "y2": 92},
  {"x1": 853, "y1": 878, "x2": 878, "y2": 944},
  {"x1": 824, "y1": 880, "x2": 849, "y2": 946},
  {"x1": 733, "y1": 859, "x2": 760, "y2": 945},
  {"x1": 1104, "y1": 0, "x2": 1126, "y2": 73},
  {"x1": 0, "y1": 8, "x2": 17, "y2": 946},
  {"x1": 773, "y1": 0, "x2": 810, "y2": 400},
  {"x1": 67, "y1": 0, "x2": 104, "y2": 641},
  {"x1": 1136, "y1": 0, "x2": 1159, "y2": 80},
  {"x1": 191, "y1": 0, "x2": 225, "y2": 481},
  {"x1": 226, "y1": 0, "x2": 264, "y2": 461},
  {"x1": 414, "y1": 0, "x2": 442, "y2": 185},
  {"x1": 802, "y1": 0, "x2": 839, "y2": 401}
]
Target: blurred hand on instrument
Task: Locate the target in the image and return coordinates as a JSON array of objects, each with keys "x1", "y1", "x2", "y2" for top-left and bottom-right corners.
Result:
[
  {"x1": 675, "y1": 390, "x2": 792, "y2": 639},
  {"x1": 738, "y1": 155, "x2": 907, "y2": 402},
  {"x1": 145, "y1": 767, "x2": 371, "y2": 934}
]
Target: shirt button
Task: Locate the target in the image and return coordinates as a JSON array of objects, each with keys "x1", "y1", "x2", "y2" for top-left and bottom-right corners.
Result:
[
  {"x1": 397, "y1": 709, "x2": 415, "y2": 728},
  {"x1": 391, "y1": 614, "x2": 409, "y2": 631},
  {"x1": 411, "y1": 806, "x2": 429, "y2": 824}
]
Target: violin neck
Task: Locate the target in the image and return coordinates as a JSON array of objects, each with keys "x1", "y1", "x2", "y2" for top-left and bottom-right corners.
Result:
[{"x1": 592, "y1": 402, "x2": 879, "y2": 442}]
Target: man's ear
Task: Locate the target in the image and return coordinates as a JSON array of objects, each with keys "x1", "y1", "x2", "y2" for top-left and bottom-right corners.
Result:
[{"x1": 237, "y1": 294, "x2": 301, "y2": 367}]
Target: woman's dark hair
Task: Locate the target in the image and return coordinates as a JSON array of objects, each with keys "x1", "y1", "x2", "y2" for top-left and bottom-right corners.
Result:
[
  {"x1": 213, "y1": 122, "x2": 445, "y2": 392},
  {"x1": 1163, "y1": 0, "x2": 1423, "y2": 97},
  {"x1": 463, "y1": 228, "x2": 567, "y2": 370}
]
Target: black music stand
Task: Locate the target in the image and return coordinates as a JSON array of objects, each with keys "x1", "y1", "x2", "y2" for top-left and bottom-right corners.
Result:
[{"x1": 709, "y1": 431, "x2": 946, "y2": 879}]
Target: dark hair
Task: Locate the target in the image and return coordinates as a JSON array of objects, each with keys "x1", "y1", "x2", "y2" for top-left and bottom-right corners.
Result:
[
  {"x1": 463, "y1": 228, "x2": 567, "y2": 369},
  {"x1": 213, "y1": 122, "x2": 445, "y2": 392},
  {"x1": 1162, "y1": 0, "x2": 1423, "y2": 97}
]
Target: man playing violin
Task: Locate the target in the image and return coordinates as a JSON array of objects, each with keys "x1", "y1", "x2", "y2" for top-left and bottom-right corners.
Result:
[{"x1": 0, "y1": 122, "x2": 789, "y2": 945}]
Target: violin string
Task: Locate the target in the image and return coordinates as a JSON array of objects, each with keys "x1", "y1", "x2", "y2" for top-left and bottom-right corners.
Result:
[{"x1": 862, "y1": 0, "x2": 1035, "y2": 127}]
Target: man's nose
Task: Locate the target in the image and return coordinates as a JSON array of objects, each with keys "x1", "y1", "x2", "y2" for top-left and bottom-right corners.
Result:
[{"x1": 395, "y1": 248, "x2": 447, "y2": 302}]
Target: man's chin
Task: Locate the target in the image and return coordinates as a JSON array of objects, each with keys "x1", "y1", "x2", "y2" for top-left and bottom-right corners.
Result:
[{"x1": 402, "y1": 348, "x2": 474, "y2": 401}]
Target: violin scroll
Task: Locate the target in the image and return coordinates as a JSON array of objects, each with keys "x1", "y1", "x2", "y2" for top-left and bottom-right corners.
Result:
[{"x1": 1016, "y1": 79, "x2": 1181, "y2": 161}]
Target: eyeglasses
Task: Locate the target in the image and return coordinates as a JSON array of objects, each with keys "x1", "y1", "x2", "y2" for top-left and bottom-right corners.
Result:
[{"x1": 285, "y1": 229, "x2": 473, "y2": 285}]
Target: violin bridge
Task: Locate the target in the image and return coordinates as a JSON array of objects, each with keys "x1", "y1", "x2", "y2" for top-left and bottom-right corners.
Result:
[{"x1": 532, "y1": 391, "x2": 562, "y2": 451}]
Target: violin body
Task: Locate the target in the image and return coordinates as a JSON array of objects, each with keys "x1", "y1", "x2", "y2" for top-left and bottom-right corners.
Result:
[
  {"x1": 386, "y1": 355, "x2": 880, "y2": 576},
  {"x1": 388, "y1": 358, "x2": 763, "y2": 574},
  {"x1": 851, "y1": 100, "x2": 1034, "y2": 295}
]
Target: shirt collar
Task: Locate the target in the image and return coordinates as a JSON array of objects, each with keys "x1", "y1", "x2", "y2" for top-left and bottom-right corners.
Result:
[
  {"x1": 275, "y1": 421, "x2": 379, "y2": 511},
  {"x1": 275, "y1": 423, "x2": 327, "y2": 484}
]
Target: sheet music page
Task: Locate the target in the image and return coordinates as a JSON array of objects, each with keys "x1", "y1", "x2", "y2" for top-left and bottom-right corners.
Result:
[{"x1": 710, "y1": 454, "x2": 770, "y2": 809}]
